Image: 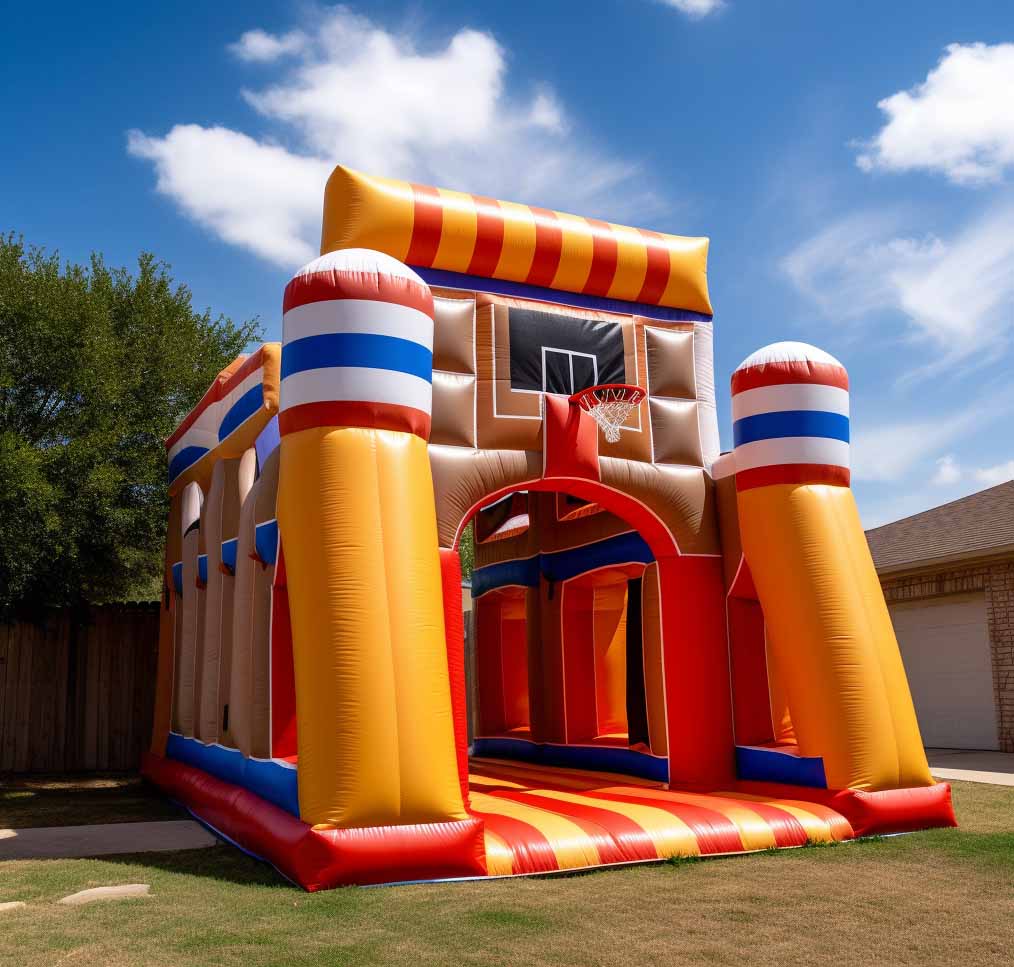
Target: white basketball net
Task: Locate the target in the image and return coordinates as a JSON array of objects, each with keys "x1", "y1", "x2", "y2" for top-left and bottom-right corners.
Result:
[{"x1": 573, "y1": 386, "x2": 645, "y2": 443}]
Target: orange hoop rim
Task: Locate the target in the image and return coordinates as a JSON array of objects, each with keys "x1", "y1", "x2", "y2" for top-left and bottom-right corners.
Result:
[{"x1": 569, "y1": 383, "x2": 646, "y2": 410}]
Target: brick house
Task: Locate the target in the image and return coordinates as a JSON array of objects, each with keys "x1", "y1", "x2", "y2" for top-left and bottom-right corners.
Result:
[{"x1": 866, "y1": 480, "x2": 1014, "y2": 753}]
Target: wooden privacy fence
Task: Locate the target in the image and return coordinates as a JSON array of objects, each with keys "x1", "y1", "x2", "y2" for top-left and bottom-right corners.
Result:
[{"x1": 0, "y1": 603, "x2": 159, "y2": 774}]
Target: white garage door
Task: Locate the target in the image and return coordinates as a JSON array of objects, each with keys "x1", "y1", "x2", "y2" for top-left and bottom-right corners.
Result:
[{"x1": 889, "y1": 592, "x2": 999, "y2": 750}]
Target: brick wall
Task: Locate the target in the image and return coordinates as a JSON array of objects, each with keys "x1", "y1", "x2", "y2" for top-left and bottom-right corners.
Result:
[{"x1": 880, "y1": 556, "x2": 1014, "y2": 752}]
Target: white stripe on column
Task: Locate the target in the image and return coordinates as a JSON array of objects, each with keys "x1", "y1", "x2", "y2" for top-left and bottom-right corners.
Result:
[
  {"x1": 732, "y1": 383, "x2": 850, "y2": 421},
  {"x1": 280, "y1": 366, "x2": 432, "y2": 415},
  {"x1": 282, "y1": 299, "x2": 434, "y2": 350},
  {"x1": 734, "y1": 436, "x2": 850, "y2": 472}
]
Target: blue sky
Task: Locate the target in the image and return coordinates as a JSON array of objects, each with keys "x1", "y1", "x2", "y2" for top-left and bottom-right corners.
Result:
[{"x1": 3, "y1": 0, "x2": 1014, "y2": 526}]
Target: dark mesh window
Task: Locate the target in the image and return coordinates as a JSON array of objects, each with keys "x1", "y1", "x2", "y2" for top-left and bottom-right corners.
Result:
[{"x1": 508, "y1": 308, "x2": 624, "y2": 394}]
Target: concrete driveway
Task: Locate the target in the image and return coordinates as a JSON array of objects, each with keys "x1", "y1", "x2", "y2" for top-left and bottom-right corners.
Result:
[
  {"x1": 926, "y1": 748, "x2": 1014, "y2": 786},
  {"x1": 0, "y1": 820, "x2": 218, "y2": 861}
]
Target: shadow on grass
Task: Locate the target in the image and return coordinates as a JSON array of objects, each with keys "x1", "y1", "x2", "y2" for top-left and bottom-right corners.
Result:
[
  {"x1": 97, "y1": 843, "x2": 292, "y2": 890},
  {"x1": 1, "y1": 774, "x2": 185, "y2": 829}
]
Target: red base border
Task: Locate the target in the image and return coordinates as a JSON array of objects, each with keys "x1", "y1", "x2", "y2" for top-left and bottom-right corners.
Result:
[
  {"x1": 142, "y1": 753, "x2": 487, "y2": 890},
  {"x1": 735, "y1": 780, "x2": 957, "y2": 837}
]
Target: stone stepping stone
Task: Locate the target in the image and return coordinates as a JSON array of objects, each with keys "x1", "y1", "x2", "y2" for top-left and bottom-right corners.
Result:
[
  {"x1": 58, "y1": 884, "x2": 151, "y2": 906},
  {"x1": 0, "y1": 902, "x2": 26, "y2": 913}
]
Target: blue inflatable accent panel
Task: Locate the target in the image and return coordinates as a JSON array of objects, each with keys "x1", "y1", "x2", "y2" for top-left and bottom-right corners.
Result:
[
  {"x1": 218, "y1": 383, "x2": 264, "y2": 442},
  {"x1": 470, "y1": 556, "x2": 540, "y2": 597},
  {"x1": 166, "y1": 733, "x2": 299, "y2": 816},
  {"x1": 171, "y1": 561, "x2": 184, "y2": 597},
  {"x1": 255, "y1": 519, "x2": 279, "y2": 565},
  {"x1": 255, "y1": 415, "x2": 280, "y2": 466},
  {"x1": 472, "y1": 531, "x2": 655, "y2": 598},
  {"x1": 542, "y1": 531, "x2": 654, "y2": 583},
  {"x1": 221, "y1": 538, "x2": 239, "y2": 575},
  {"x1": 197, "y1": 554, "x2": 208, "y2": 586},
  {"x1": 473, "y1": 737, "x2": 669, "y2": 784},
  {"x1": 168, "y1": 445, "x2": 209, "y2": 484},
  {"x1": 735, "y1": 745, "x2": 827, "y2": 788}
]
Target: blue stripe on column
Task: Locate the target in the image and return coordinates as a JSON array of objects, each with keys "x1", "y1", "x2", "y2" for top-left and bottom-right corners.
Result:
[
  {"x1": 281, "y1": 333, "x2": 433, "y2": 382},
  {"x1": 219, "y1": 384, "x2": 264, "y2": 441},
  {"x1": 733, "y1": 410, "x2": 849, "y2": 447},
  {"x1": 197, "y1": 555, "x2": 208, "y2": 585},
  {"x1": 168, "y1": 445, "x2": 209, "y2": 483},
  {"x1": 171, "y1": 562, "x2": 184, "y2": 597}
]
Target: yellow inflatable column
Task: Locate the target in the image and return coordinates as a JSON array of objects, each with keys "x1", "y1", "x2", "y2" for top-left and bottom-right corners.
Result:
[
  {"x1": 731, "y1": 342, "x2": 931, "y2": 791},
  {"x1": 276, "y1": 249, "x2": 467, "y2": 828}
]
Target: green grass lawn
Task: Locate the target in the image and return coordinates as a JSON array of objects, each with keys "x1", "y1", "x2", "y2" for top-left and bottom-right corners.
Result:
[{"x1": 1, "y1": 780, "x2": 1011, "y2": 967}]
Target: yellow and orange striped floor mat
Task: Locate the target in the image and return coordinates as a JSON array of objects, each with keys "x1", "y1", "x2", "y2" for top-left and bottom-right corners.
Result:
[{"x1": 468, "y1": 757, "x2": 854, "y2": 876}]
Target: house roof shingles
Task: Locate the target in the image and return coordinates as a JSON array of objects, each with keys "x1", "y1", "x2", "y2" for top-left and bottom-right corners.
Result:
[{"x1": 865, "y1": 480, "x2": 1014, "y2": 573}]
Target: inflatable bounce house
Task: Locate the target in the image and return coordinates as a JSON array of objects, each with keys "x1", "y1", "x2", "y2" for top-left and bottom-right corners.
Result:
[{"x1": 143, "y1": 167, "x2": 956, "y2": 889}]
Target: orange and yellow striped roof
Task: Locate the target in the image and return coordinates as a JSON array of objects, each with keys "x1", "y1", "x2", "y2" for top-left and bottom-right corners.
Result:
[{"x1": 320, "y1": 166, "x2": 712, "y2": 316}]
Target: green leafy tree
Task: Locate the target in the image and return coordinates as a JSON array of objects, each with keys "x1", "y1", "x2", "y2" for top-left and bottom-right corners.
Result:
[
  {"x1": 0, "y1": 234, "x2": 261, "y2": 618},
  {"x1": 458, "y1": 520, "x2": 474, "y2": 580}
]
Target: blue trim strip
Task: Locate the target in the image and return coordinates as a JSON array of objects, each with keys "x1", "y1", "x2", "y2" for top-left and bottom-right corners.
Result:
[
  {"x1": 415, "y1": 267, "x2": 712, "y2": 323},
  {"x1": 197, "y1": 555, "x2": 208, "y2": 586},
  {"x1": 471, "y1": 531, "x2": 655, "y2": 597},
  {"x1": 735, "y1": 746, "x2": 827, "y2": 788},
  {"x1": 221, "y1": 538, "x2": 238, "y2": 574},
  {"x1": 255, "y1": 415, "x2": 280, "y2": 466},
  {"x1": 168, "y1": 445, "x2": 209, "y2": 483},
  {"x1": 255, "y1": 519, "x2": 279, "y2": 566},
  {"x1": 473, "y1": 736, "x2": 669, "y2": 784},
  {"x1": 166, "y1": 733, "x2": 299, "y2": 815},
  {"x1": 171, "y1": 562, "x2": 183, "y2": 597},
  {"x1": 471, "y1": 556, "x2": 540, "y2": 597},
  {"x1": 543, "y1": 531, "x2": 654, "y2": 583},
  {"x1": 219, "y1": 384, "x2": 264, "y2": 441},
  {"x1": 733, "y1": 410, "x2": 849, "y2": 447},
  {"x1": 281, "y1": 333, "x2": 433, "y2": 382}
]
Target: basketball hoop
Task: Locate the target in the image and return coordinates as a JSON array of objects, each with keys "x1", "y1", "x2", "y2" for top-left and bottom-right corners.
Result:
[{"x1": 569, "y1": 384, "x2": 645, "y2": 443}]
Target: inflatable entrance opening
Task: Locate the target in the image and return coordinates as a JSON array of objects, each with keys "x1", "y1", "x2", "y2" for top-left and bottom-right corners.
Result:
[{"x1": 144, "y1": 167, "x2": 956, "y2": 890}]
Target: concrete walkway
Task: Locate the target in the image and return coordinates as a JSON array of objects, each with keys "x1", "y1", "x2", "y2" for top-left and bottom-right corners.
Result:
[
  {"x1": 926, "y1": 749, "x2": 1014, "y2": 787},
  {"x1": 0, "y1": 820, "x2": 218, "y2": 861}
]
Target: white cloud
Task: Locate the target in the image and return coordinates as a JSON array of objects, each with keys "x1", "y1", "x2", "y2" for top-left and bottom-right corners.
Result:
[
  {"x1": 973, "y1": 459, "x2": 1014, "y2": 485},
  {"x1": 128, "y1": 126, "x2": 331, "y2": 266},
  {"x1": 931, "y1": 454, "x2": 961, "y2": 485},
  {"x1": 659, "y1": 0, "x2": 725, "y2": 18},
  {"x1": 856, "y1": 43, "x2": 1014, "y2": 184},
  {"x1": 229, "y1": 28, "x2": 307, "y2": 63},
  {"x1": 129, "y1": 6, "x2": 659, "y2": 268},
  {"x1": 781, "y1": 202, "x2": 1014, "y2": 369}
]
